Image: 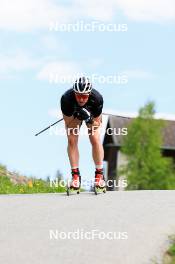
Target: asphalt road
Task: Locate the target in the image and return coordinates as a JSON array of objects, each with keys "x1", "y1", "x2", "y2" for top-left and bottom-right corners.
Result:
[{"x1": 0, "y1": 191, "x2": 175, "y2": 264}]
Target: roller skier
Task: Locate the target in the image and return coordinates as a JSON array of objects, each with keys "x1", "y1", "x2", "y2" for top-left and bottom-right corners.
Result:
[{"x1": 60, "y1": 77, "x2": 106, "y2": 195}]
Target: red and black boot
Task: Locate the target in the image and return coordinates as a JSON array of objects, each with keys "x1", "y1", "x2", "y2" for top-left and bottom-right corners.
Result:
[
  {"x1": 95, "y1": 169, "x2": 106, "y2": 189},
  {"x1": 70, "y1": 168, "x2": 81, "y2": 190}
]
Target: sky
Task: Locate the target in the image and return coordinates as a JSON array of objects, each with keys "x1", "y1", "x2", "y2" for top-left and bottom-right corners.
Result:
[{"x1": 0, "y1": 0, "x2": 175, "y2": 182}]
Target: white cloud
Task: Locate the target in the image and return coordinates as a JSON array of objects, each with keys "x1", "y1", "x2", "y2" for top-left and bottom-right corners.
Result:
[
  {"x1": 124, "y1": 69, "x2": 156, "y2": 80},
  {"x1": 37, "y1": 61, "x2": 81, "y2": 83},
  {"x1": 0, "y1": 0, "x2": 73, "y2": 32},
  {"x1": 0, "y1": 0, "x2": 174, "y2": 32},
  {"x1": 0, "y1": 52, "x2": 155, "y2": 83},
  {"x1": 103, "y1": 108, "x2": 175, "y2": 120},
  {"x1": 155, "y1": 113, "x2": 175, "y2": 121},
  {"x1": 0, "y1": 52, "x2": 41, "y2": 79},
  {"x1": 117, "y1": 0, "x2": 175, "y2": 22},
  {"x1": 0, "y1": 49, "x2": 156, "y2": 83},
  {"x1": 72, "y1": 0, "x2": 117, "y2": 21},
  {"x1": 74, "y1": 0, "x2": 175, "y2": 22},
  {"x1": 0, "y1": 53, "x2": 39, "y2": 72},
  {"x1": 0, "y1": 49, "x2": 81, "y2": 81},
  {"x1": 39, "y1": 35, "x2": 69, "y2": 54}
]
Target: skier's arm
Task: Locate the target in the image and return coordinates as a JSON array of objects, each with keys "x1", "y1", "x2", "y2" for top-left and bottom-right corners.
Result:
[{"x1": 92, "y1": 115, "x2": 102, "y2": 126}]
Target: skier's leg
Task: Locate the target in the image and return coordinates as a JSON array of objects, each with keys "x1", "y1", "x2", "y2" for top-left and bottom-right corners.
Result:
[
  {"x1": 67, "y1": 133, "x2": 81, "y2": 188},
  {"x1": 67, "y1": 134, "x2": 79, "y2": 168},
  {"x1": 89, "y1": 128, "x2": 104, "y2": 168},
  {"x1": 63, "y1": 114, "x2": 81, "y2": 169},
  {"x1": 88, "y1": 116, "x2": 105, "y2": 188},
  {"x1": 63, "y1": 115, "x2": 82, "y2": 189},
  {"x1": 88, "y1": 116, "x2": 104, "y2": 168}
]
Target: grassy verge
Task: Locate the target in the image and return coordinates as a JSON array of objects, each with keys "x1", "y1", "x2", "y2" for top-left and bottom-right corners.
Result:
[
  {"x1": 0, "y1": 176, "x2": 66, "y2": 194},
  {"x1": 0, "y1": 164, "x2": 66, "y2": 194},
  {"x1": 162, "y1": 236, "x2": 175, "y2": 264}
]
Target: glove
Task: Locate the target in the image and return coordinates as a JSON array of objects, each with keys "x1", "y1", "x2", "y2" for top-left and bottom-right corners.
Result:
[{"x1": 73, "y1": 107, "x2": 93, "y2": 124}]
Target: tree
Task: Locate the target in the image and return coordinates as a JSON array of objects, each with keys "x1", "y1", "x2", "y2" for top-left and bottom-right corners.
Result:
[
  {"x1": 55, "y1": 170, "x2": 63, "y2": 182},
  {"x1": 120, "y1": 102, "x2": 175, "y2": 190}
]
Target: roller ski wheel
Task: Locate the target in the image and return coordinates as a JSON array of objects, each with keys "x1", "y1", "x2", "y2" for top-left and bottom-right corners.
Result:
[
  {"x1": 94, "y1": 185, "x2": 106, "y2": 195},
  {"x1": 94, "y1": 186, "x2": 98, "y2": 195},
  {"x1": 103, "y1": 188, "x2": 106, "y2": 193},
  {"x1": 66, "y1": 186, "x2": 80, "y2": 196},
  {"x1": 66, "y1": 187, "x2": 70, "y2": 196}
]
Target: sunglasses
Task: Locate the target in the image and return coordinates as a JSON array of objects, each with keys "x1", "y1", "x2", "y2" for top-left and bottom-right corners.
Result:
[{"x1": 75, "y1": 93, "x2": 90, "y2": 99}]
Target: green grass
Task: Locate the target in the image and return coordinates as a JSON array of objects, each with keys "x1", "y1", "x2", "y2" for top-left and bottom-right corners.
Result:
[
  {"x1": 161, "y1": 236, "x2": 175, "y2": 264},
  {"x1": 0, "y1": 164, "x2": 66, "y2": 194},
  {"x1": 166, "y1": 237, "x2": 175, "y2": 264},
  {"x1": 0, "y1": 175, "x2": 66, "y2": 194}
]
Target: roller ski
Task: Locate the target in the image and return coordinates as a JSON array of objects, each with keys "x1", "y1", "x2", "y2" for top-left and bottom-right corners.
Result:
[
  {"x1": 67, "y1": 168, "x2": 81, "y2": 196},
  {"x1": 94, "y1": 169, "x2": 106, "y2": 195}
]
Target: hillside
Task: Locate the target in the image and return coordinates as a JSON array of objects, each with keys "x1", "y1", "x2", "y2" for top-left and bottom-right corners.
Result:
[
  {"x1": 0, "y1": 164, "x2": 29, "y2": 185},
  {"x1": 0, "y1": 164, "x2": 65, "y2": 194}
]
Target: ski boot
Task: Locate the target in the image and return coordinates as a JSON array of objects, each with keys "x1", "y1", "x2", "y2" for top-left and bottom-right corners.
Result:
[
  {"x1": 67, "y1": 168, "x2": 81, "y2": 196},
  {"x1": 94, "y1": 169, "x2": 106, "y2": 195}
]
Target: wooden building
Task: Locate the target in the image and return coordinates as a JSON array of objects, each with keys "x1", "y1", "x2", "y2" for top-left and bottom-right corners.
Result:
[{"x1": 103, "y1": 116, "x2": 175, "y2": 190}]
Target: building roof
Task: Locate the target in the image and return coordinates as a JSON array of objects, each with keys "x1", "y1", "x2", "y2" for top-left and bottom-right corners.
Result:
[{"x1": 103, "y1": 116, "x2": 175, "y2": 150}]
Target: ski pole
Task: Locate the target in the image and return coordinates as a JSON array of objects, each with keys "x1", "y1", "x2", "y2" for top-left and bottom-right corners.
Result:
[
  {"x1": 35, "y1": 113, "x2": 129, "y2": 136},
  {"x1": 35, "y1": 118, "x2": 64, "y2": 137}
]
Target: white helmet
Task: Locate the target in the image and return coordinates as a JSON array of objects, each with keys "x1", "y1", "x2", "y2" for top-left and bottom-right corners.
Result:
[{"x1": 73, "y1": 77, "x2": 92, "y2": 94}]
